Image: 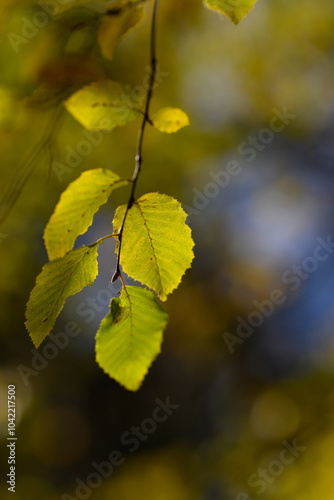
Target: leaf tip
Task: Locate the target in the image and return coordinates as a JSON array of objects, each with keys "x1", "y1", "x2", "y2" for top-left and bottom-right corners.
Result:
[{"x1": 204, "y1": 0, "x2": 258, "y2": 24}]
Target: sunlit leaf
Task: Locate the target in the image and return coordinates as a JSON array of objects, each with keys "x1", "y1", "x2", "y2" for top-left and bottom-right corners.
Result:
[
  {"x1": 64, "y1": 80, "x2": 144, "y2": 131},
  {"x1": 113, "y1": 193, "x2": 194, "y2": 301},
  {"x1": 152, "y1": 107, "x2": 190, "y2": 134},
  {"x1": 96, "y1": 286, "x2": 168, "y2": 391},
  {"x1": 26, "y1": 243, "x2": 100, "y2": 348},
  {"x1": 204, "y1": 0, "x2": 258, "y2": 24},
  {"x1": 44, "y1": 168, "x2": 130, "y2": 260},
  {"x1": 98, "y1": 6, "x2": 144, "y2": 60}
]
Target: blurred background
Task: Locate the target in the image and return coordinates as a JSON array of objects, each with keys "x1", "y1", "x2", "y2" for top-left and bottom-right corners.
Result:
[{"x1": 1, "y1": 0, "x2": 334, "y2": 498}]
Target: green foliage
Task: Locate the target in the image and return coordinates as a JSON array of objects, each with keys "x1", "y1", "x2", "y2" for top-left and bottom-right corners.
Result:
[
  {"x1": 64, "y1": 80, "x2": 144, "y2": 131},
  {"x1": 25, "y1": 243, "x2": 100, "y2": 348},
  {"x1": 96, "y1": 286, "x2": 168, "y2": 391},
  {"x1": 152, "y1": 107, "x2": 190, "y2": 134},
  {"x1": 44, "y1": 168, "x2": 129, "y2": 260},
  {"x1": 19, "y1": 0, "x2": 258, "y2": 390},
  {"x1": 204, "y1": 0, "x2": 258, "y2": 24},
  {"x1": 113, "y1": 193, "x2": 194, "y2": 301}
]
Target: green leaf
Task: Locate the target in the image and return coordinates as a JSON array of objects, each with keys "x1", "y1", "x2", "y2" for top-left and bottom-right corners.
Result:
[
  {"x1": 152, "y1": 107, "x2": 190, "y2": 134},
  {"x1": 64, "y1": 80, "x2": 144, "y2": 131},
  {"x1": 113, "y1": 193, "x2": 194, "y2": 301},
  {"x1": 26, "y1": 244, "x2": 100, "y2": 348},
  {"x1": 204, "y1": 0, "x2": 258, "y2": 24},
  {"x1": 98, "y1": 6, "x2": 145, "y2": 60},
  {"x1": 96, "y1": 286, "x2": 168, "y2": 391},
  {"x1": 44, "y1": 168, "x2": 129, "y2": 261}
]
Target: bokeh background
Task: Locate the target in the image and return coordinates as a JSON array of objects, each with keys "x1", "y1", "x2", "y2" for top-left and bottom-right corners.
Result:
[{"x1": 1, "y1": 0, "x2": 334, "y2": 498}]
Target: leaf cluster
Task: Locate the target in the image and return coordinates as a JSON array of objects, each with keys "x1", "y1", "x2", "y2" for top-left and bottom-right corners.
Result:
[{"x1": 23, "y1": 0, "x2": 258, "y2": 390}]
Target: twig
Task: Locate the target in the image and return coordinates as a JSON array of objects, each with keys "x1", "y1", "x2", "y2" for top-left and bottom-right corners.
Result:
[
  {"x1": 112, "y1": 0, "x2": 159, "y2": 283},
  {"x1": 87, "y1": 233, "x2": 118, "y2": 248},
  {"x1": 0, "y1": 105, "x2": 64, "y2": 225}
]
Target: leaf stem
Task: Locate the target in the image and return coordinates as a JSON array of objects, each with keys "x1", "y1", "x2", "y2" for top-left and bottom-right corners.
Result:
[
  {"x1": 88, "y1": 233, "x2": 118, "y2": 248},
  {"x1": 112, "y1": 0, "x2": 159, "y2": 283}
]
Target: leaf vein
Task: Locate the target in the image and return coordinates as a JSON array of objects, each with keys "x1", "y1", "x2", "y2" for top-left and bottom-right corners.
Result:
[{"x1": 135, "y1": 201, "x2": 163, "y2": 292}]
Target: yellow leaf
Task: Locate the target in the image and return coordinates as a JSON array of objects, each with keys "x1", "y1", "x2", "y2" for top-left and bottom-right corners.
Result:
[
  {"x1": 113, "y1": 193, "x2": 194, "y2": 301},
  {"x1": 64, "y1": 80, "x2": 144, "y2": 131},
  {"x1": 152, "y1": 107, "x2": 190, "y2": 134},
  {"x1": 96, "y1": 286, "x2": 168, "y2": 391},
  {"x1": 44, "y1": 168, "x2": 129, "y2": 260},
  {"x1": 26, "y1": 244, "x2": 100, "y2": 348},
  {"x1": 204, "y1": 0, "x2": 258, "y2": 24}
]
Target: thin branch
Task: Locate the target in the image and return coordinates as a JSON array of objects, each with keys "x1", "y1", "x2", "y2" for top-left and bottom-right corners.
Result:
[
  {"x1": 0, "y1": 105, "x2": 64, "y2": 225},
  {"x1": 112, "y1": 0, "x2": 160, "y2": 283}
]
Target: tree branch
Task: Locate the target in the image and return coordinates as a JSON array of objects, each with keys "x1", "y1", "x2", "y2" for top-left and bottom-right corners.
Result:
[{"x1": 112, "y1": 0, "x2": 160, "y2": 283}]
